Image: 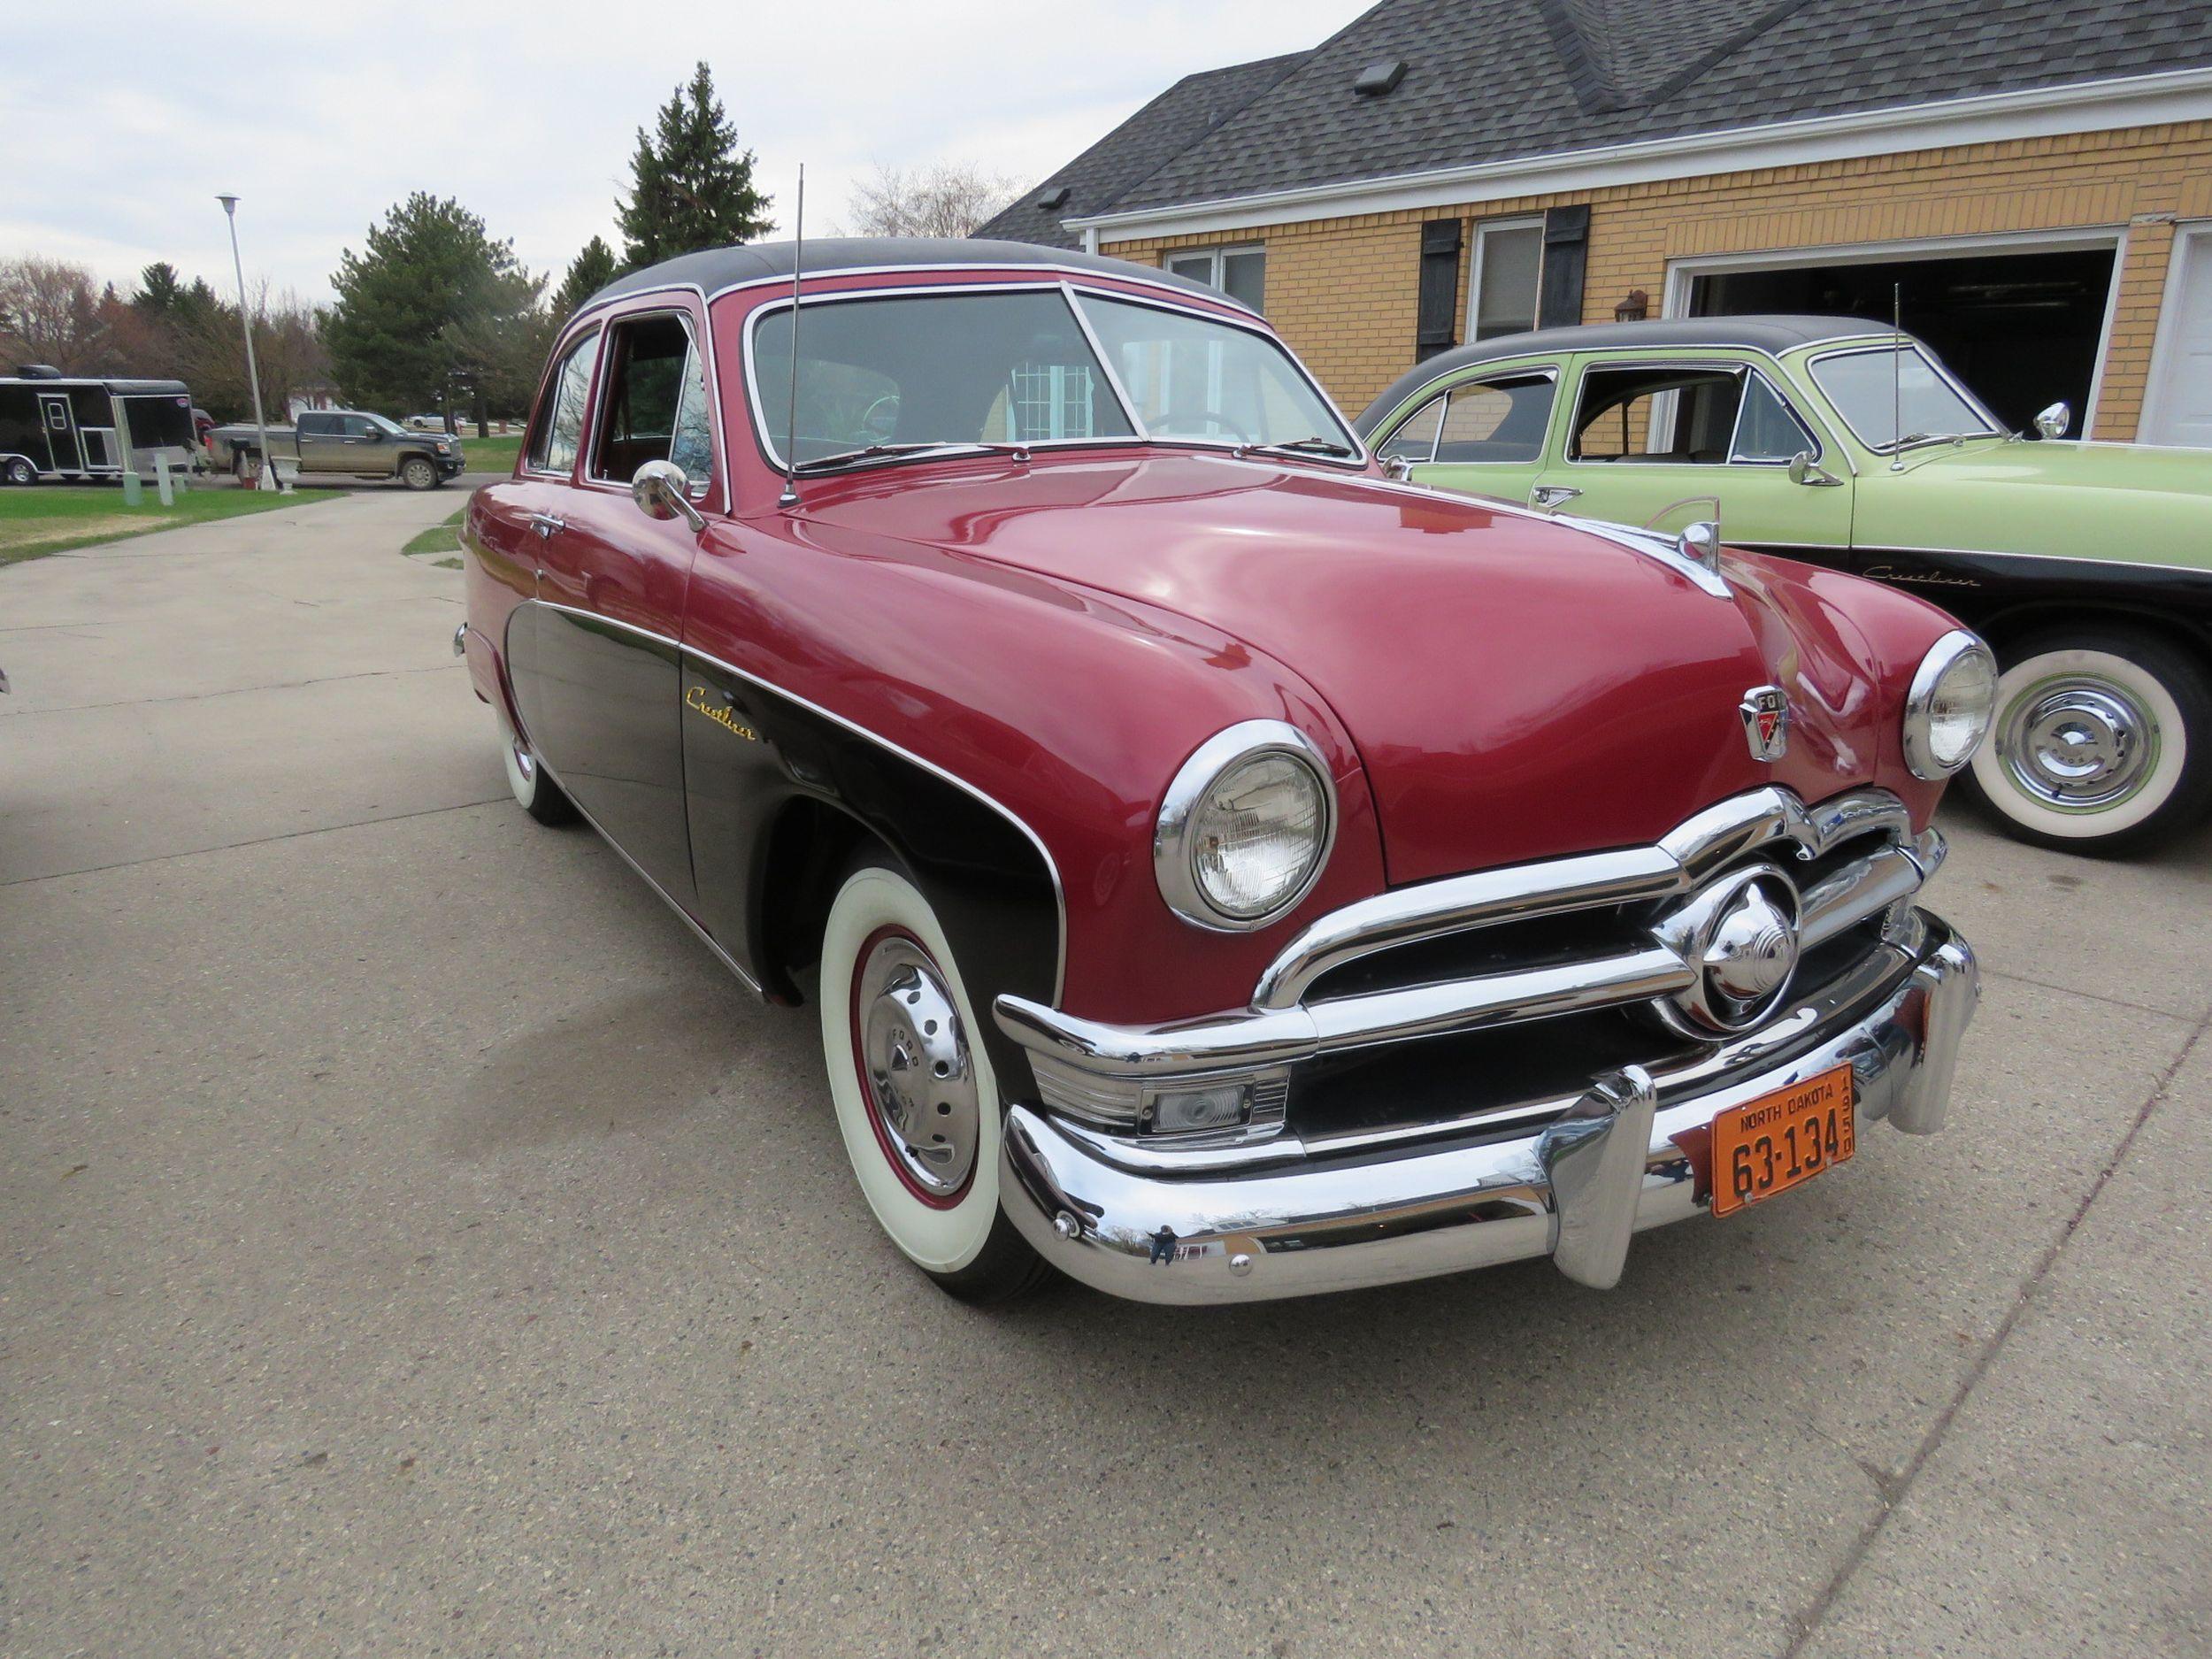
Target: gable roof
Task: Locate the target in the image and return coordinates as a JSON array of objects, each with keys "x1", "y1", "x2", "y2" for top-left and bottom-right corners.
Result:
[
  {"x1": 972, "y1": 52, "x2": 1309, "y2": 249},
  {"x1": 995, "y1": 0, "x2": 2212, "y2": 240}
]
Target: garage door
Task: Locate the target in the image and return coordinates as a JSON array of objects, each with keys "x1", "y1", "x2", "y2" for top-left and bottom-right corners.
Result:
[
  {"x1": 2143, "y1": 229, "x2": 2212, "y2": 449},
  {"x1": 1686, "y1": 246, "x2": 2115, "y2": 434}
]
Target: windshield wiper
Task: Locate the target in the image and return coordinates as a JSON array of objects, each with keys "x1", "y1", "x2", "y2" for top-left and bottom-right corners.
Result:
[
  {"x1": 792, "y1": 441, "x2": 1029, "y2": 475},
  {"x1": 1235, "y1": 436, "x2": 1356, "y2": 459}
]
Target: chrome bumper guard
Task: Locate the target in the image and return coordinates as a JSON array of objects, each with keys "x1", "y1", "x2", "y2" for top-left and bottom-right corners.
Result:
[{"x1": 1000, "y1": 915, "x2": 1978, "y2": 1303}]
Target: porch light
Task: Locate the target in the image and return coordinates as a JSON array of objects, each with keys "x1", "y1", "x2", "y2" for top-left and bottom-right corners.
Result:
[{"x1": 1615, "y1": 289, "x2": 1649, "y2": 323}]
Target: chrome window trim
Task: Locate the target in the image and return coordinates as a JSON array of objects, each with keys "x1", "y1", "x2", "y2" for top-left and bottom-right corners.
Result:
[
  {"x1": 580, "y1": 306, "x2": 718, "y2": 502},
  {"x1": 1802, "y1": 342, "x2": 2002, "y2": 452},
  {"x1": 1153, "y1": 719, "x2": 1339, "y2": 933},
  {"x1": 536, "y1": 284, "x2": 735, "y2": 499},
  {"x1": 738, "y1": 278, "x2": 1365, "y2": 478},
  {"x1": 518, "y1": 597, "x2": 1067, "y2": 1003},
  {"x1": 1902, "y1": 627, "x2": 1997, "y2": 780},
  {"x1": 1726, "y1": 367, "x2": 1826, "y2": 467},
  {"x1": 1381, "y1": 366, "x2": 1561, "y2": 466},
  {"x1": 522, "y1": 323, "x2": 606, "y2": 481}
]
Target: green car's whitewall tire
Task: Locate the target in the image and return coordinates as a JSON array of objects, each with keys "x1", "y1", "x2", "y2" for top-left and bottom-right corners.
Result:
[
  {"x1": 818, "y1": 861, "x2": 1048, "y2": 1303},
  {"x1": 1968, "y1": 628, "x2": 2212, "y2": 855}
]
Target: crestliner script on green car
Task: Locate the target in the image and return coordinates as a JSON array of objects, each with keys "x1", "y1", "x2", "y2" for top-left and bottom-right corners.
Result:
[{"x1": 1354, "y1": 316, "x2": 2212, "y2": 856}]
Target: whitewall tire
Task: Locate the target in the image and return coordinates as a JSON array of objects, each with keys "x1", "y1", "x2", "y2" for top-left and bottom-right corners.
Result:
[
  {"x1": 498, "y1": 711, "x2": 575, "y2": 826},
  {"x1": 818, "y1": 861, "x2": 1047, "y2": 1302},
  {"x1": 1967, "y1": 628, "x2": 2212, "y2": 855}
]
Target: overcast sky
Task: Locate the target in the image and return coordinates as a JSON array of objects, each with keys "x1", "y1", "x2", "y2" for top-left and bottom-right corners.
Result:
[{"x1": 7, "y1": 2, "x2": 1363, "y2": 307}]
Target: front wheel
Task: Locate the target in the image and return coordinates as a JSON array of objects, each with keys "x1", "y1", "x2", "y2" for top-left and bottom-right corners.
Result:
[
  {"x1": 4, "y1": 457, "x2": 34, "y2": 487},
  {"x1": 1965, "y1": 626, "x2": 2212, "y2": 855},
  {"x1": 399, "y1": 455, "x2": 438, "y2": 491},
  {"x1": 818, "y1": 862, "x2": 1048, "y2": 1304}
]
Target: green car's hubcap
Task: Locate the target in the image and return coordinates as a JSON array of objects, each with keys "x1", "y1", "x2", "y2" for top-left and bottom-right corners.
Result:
[{"x1": 2000, "y1": 678, "x2": 2154, "y2": 811}]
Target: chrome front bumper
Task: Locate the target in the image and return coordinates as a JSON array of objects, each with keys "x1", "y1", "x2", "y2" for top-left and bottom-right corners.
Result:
[{"x1": 999, "y1": 913, "x2": 1978, "y2": 1304}]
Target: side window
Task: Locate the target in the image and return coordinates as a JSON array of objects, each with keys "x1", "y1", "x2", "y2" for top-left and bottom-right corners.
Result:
[
  {"x1": 1731, "y1": 373, "x2": 1816, "y2": 463},
  {"x1": 1571, "y1": 365, "x2": 1744, "y2": 463},
  {"x1": 589, "y1": 312, "x2": 715, "y2": 491},
  {"x1": 340, "y1": 415, "x2": 377, "y2": 438},
  {"x1": 1377, "y1": 395, "x2": 1445, "y2": 462},
  {"x1": 1434, "y1": 373, "x2": 1555, "y2": 463},
  {"x1": 527, "y1": 331, "x2": 599, "y2": 476},
  {"x1": 297, "y1": 412, "x2": 332, "y2": 437}
]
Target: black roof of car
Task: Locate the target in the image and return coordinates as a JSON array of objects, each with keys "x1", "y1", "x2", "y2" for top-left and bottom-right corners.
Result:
[
  {"x1": 1354, "y1": 315, "x2": 1895, "y2": 429},
  {"x1": 582, "y1": 237, "x2": 1237, "y2": 318}
]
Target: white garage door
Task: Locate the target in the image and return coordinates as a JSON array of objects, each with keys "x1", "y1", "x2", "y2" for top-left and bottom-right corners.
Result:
[{"x1": 2143, "y1": 227, "x2": 2212, "y2": 448}]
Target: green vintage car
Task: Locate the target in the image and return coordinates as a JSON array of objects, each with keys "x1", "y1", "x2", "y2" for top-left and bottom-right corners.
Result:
[{"x1": 1353, "y1": 317, "x2": 2212, "y2": 855}]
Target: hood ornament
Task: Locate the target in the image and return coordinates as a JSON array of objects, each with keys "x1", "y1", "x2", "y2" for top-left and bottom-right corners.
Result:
[{"x1": 1740, "y1": 686, "x2": 1790, "y2": 763}]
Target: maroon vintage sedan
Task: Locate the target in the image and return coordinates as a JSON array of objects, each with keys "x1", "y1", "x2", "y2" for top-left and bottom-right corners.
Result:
[{"x1": 457, "y1": 238, "x2": 1986, "y2": 1306}]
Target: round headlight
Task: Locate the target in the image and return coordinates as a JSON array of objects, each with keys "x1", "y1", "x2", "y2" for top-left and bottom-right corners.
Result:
[
  {"x1": 1156, "y1": 722, "x2": 1334, "y2": 930},
  {"x1": 1904, "y1": 630, "x2": 1998, "y2": 779}
]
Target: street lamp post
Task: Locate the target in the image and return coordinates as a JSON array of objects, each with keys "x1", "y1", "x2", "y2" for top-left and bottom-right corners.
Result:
[{"x1": 216, "y1": 194, "x2": 278, "y2": 492}]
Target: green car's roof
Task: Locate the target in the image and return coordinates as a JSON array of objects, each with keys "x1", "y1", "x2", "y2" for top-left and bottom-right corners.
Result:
[{"x1": 1353, "y1": 315, "x2": 1894, "y2": 434}]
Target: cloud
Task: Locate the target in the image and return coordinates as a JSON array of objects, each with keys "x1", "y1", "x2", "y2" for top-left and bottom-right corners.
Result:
[{"x1": 4, "y1": 1, "x2": 1362, "y2": 303}]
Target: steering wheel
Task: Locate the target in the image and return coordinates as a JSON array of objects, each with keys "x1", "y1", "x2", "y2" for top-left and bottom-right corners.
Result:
[
  {"x1": 857, "y1": 393, "x2": 901, "y2": 444},
  {"x1": 1186, "y1": 409, "x2": 1253, "y2": 443}
]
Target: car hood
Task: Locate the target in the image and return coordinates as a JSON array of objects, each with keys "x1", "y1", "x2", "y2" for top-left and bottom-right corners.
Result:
[
  {"x1": 797, "y1": 451, "x2": 1892, "y2": 884},
  {"x1": 1892, "y1": 434, "x2": 2212, "y2": 492}
]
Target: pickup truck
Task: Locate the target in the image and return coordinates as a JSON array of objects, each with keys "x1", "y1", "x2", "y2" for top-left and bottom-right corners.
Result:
[{"x1": 208, "y1": 409, "x2": 464, "y2": 490}]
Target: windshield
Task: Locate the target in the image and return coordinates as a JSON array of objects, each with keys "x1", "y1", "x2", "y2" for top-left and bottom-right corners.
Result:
[
  {"x1": 1808, "y1": 345, "x2": 1997, "y2": 449},
  {"x1": 749, "y1": 286, "x2": 1353, "y2": 469},
  {"x1": 1071, "y1": 293, "x2": 1354, "y2": 452}
]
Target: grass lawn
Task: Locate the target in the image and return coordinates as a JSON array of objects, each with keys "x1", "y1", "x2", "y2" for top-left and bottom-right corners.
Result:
[
  {"x1": 0, "y1": 484, "x2": 343, "y2": 565},
  {"x1": 457, "y1": 434, "x2": 521, "y2": 474},
  {"x1": 403, "y1": 509, "x2": 465, "y2": 566}
]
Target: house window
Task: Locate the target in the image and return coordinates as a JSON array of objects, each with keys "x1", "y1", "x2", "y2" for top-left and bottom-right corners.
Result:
[
  {"x1": 1165, "y1": 246, "x2": 1266, "y2": 312},
  {"x1": 1470, "y1": 218, "x2": 1544, "y2": 341},
  {"x1": 1008, "y1": 363, "x2": 1096, "y2": 440}
]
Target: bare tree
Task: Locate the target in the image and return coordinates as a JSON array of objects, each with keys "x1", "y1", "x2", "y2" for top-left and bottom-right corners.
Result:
[
  {"x1": 846, "y1": 162, "x2": 1021, "y2": 240},
  {"x1": 172, "y1": 281, "x2": 333, "y2": 424},
  {"x1": 0, "y1": 257, "x2": 111, "y2": 372}
]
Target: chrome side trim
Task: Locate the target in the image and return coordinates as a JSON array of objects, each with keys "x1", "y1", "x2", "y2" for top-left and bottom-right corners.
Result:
[{"x1": 521, "y1": 598, "x2": 1068, "y2": 1004}]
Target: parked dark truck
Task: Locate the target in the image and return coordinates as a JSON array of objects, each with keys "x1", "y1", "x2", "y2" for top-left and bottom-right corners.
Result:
[{"x1": 208, "y1": 409, "x2": 464, "y2": 489}]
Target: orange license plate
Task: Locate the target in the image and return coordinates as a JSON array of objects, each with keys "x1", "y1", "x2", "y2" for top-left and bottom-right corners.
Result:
[{"x1": 1711, "y1": 1064, "x2": 1855, "y2": 1217}]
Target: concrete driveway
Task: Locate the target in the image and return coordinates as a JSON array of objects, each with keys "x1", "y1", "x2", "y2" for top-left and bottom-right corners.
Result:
[{"x1": 2, "y1": 490, "x2": 2206, "y2": 1657}]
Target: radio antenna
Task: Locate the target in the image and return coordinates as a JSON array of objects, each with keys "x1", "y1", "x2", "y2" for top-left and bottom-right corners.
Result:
[
  {"x1": 779, "y1": 164, "x2": 805, "y2": 510},
  {"x1": 1889, "y1": 280, "x2": 1904, "y2": 472}
]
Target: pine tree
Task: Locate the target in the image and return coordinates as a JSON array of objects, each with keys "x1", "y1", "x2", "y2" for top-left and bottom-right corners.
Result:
[
  {"x1": 134, "y1": 261, "x2": 185, "y2": 315},
  {"x1": 552, "y1": 235, "x2": 619, "y2": 319},
  {"x1": 617, "y1": 63, "x2": 773, "y2": 268},
  {"x1": 325, "y1": 193, "x2": 544, "y2": 413}
]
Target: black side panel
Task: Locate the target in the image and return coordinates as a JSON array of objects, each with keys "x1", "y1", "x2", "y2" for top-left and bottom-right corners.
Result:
[
  {"x1": 523, "y1": 605, "x2": 695, "y2": 909},
  {"x1": 681, "y1": 653, "x2": 1058, "y2": 1092},
  {"x1": 1750, "y1": 544, "x2": 2212, "y2": 652}
]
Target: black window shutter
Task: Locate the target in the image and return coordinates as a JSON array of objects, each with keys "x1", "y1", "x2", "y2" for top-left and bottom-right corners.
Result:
[
  {"x1": 1538, "y1": 204, "x2": 1590, "y2": 329},
  {"x1": 1415, "y1": 218, "x2": 1464, "y2": 361}
]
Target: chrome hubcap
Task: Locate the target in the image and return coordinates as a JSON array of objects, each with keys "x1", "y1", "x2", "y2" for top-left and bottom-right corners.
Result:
[
  {"x1": 857, "y1": 938, "x2": 979, "y2": 1198},
  {"x1": 2000, "y1": 679, "x2": 2153, "y2": 810}
]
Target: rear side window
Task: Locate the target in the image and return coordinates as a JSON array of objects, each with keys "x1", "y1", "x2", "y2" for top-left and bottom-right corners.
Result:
[
  {"x1": 298, "y1": 412, "x2": 334, "y2": 436},
  {"x1": 1434, "y1": 373, "x2": 1555, "y2": 463},
  {"x1": 527, "y1": 332, "x2": 599, "y2": 475},
  {"x1": 1571, "y1": 365, "x2": 1744, "y2": 463},
  {"x1": 588, "y1": 313, "x2": 715, "y2": 491},
  {"x1": 1377, "y1": 395, "x2": 1444, "y2": 461}
]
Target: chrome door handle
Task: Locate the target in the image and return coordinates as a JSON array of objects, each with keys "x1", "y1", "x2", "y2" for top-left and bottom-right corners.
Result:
[
  {"x1": 526, "y1": 512, "x2": 567, "y2": 540},
  {"x1": 1531, "y1": 486, "x2": 1582, "y2": 510}
]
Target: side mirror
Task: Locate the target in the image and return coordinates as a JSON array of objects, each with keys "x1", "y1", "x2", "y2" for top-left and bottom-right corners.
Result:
[
  {"x1": 632, "y1": 458, "x2": 706, "y2": 532},
  {"x1": 2033, "y1": 401, "x2": 2071, "y2": 441},
  {"x1": 1677, "y1": 520, "x2": 1720, "y2": 573},
  {"x1": 1786, "y1": 450, "x2": 1842, "y2": 488}
]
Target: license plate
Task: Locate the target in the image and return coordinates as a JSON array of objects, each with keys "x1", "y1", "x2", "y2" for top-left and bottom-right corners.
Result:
[{"x1": 1711, "y1": 1064, "x2": 1854, "y2": 1217}]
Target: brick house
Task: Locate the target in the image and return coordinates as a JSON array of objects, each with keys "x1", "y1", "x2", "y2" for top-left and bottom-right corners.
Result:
[{"x1": 979, "y1": 0, "x2": 2212, "y2": 444}]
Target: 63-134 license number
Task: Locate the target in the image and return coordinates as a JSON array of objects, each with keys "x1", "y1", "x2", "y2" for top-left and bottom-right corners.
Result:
[{"x1": 1711, "y1": 1064, "x2": 1855, "y2": 1217}]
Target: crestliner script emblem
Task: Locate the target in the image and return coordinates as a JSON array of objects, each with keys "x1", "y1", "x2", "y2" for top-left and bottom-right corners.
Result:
[{"x1": 1740, "y1": 686, "x2": 1790, "y2": 763}]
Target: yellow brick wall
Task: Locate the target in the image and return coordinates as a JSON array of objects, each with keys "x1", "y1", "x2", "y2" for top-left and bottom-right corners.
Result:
[{"x1": 1105, "y1": 120, "x2": 2212, "y2": 438}]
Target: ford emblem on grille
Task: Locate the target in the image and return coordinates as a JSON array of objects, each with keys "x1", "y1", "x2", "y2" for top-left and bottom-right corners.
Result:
[
  {"x1": 1740, "y1": 685, "x2": 1790, "y2": 763},
  {"x1": 1653, "y1": 866, "x2": 1804, "y2": 1038}
]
